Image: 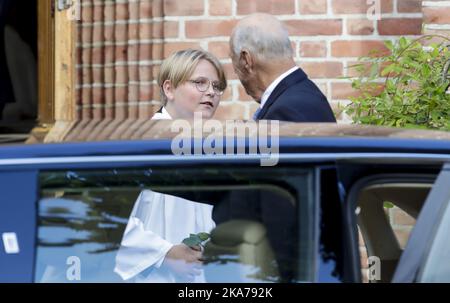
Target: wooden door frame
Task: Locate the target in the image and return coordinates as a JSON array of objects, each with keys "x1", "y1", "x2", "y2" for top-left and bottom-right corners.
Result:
[
  {"x1": 31, "y1": 0, "x2": 76, "y2": 142},
  {"x1": 37, "y1": 0, "x2": 55, "y2": 125}
]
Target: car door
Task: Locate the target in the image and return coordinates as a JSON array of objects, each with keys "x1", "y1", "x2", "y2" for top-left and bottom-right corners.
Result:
[
  {"x1": 393, "y1": 163, "x2": 450, "y2": 282},
  {"x1": 0, "y1": 170, "x2": 38, "y2": 282},
  {"x1": 335, "y1": 157, "x2": 445, "y2": 283}
]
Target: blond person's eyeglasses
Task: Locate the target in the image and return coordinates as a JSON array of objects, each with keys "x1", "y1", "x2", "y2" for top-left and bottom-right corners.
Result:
[{"x1": 188, "y1": 77, "x2": 224, "y2": 96}]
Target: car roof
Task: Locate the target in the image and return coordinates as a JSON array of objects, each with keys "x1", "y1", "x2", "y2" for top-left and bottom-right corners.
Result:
[{"x1": 0, "y1": 122, "x2": 450, "y2": 159}]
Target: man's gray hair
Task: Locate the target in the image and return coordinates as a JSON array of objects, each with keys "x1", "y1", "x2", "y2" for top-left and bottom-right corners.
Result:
[{"x1": 231, "y1": 22, "x2": 293, "y2": 60}]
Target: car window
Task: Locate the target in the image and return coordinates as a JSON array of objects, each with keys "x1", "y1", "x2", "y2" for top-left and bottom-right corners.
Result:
[
  {"x1": 34, "y1": 166, "x2": 319, "y2": 283},
  {"x1": 418, "y1": 197, "x2": 450, "y2": 282},
  {"x1": 385, "y1": 204, "x2": 416, "y2": 249},
  {"x1": 355, "y1": 180, "x2": 432, "y2": 282}
]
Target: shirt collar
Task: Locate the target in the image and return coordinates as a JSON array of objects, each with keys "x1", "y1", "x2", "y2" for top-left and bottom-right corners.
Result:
[
  {"x1": 260, "y1": 66, "x2": 299, "y2": 109},
  {"x1": 151, "y1": 107, "x2": 172, "y2": 120}
]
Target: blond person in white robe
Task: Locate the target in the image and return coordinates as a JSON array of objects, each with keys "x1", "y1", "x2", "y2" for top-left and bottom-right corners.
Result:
[{"x1": 114, "y1": 49, "x2": 227, "y2": 282}]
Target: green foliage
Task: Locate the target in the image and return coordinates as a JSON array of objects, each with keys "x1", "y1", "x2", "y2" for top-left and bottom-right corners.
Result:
[
  {"x1": 344, "y1": 35, "x2": 450, "y2": 131},
  {"x1": 182, "y1": 232, "x2": 210, "y2": 248},
  {"x1": 383, "y1": 201, "x2": 394, "y2": 209}
]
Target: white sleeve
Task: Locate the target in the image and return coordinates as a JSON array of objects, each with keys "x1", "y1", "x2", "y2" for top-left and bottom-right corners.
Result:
[{"x1": 114, "y1": 191, "x2": 173, "y2": 281}]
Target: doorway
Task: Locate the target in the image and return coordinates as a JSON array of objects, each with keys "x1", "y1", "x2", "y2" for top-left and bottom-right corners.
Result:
[{"x1": 0, "y1": 0, "x2": 38, "y2": 143}]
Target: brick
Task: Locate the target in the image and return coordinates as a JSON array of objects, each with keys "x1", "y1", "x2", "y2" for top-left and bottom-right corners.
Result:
[
  {"x1": 139, "y1": 1, "x2": 153, "y2": 18},
  {"x1": 128, "y1": 65, "x2": 139, "y2": 82},
  {"x1": 139, "y1": 22, "x2": 154, "y2": 40},
  {"x1": 423, "y1": 7, "x2": 450, "y2": 24},
  {"x1": 299, "y1": 41, "x2": 327, "y2": 57},
  {"x1": 331, "y1": 40, "x2": 389, "y2": 57},
  {"x1": 330, "y1": 99, "x2": 352, "y2": 121},
  {"x1": 237, "y1": 0, "x2": 295, "y2": 15},
  {"x1": 129, "y1": 1, "x2": 140, "y2": 20},
  {"x1": 152, "y1": 0, "x2": 164, "y2": 18},
  {"x1": 139, "y1": 66, "x2": 153, "y2": 82},
  {"x1": 316, "y1": 83, "x2": 328, "y2": 96},
  {"x1": 360, "y1": 246, "x2": 368, "y2": 269},
  {"x1": 397, "y1": 0, "x2": 422, "y2": 13},
  {"x1": 220, "y1": 86, "x2": 233, "y2": 101},
  {"x1": 393, "y1": 228, "x2": 413, "y2": 249},
  {"x1": 285, "y1": 19, "x2": 343, "y2": 36},
  {"x1": 331, "y1": 82, "x2": 361, "y2": 99},
  {"x1": 114, "y1": 23, "x2": 128, "y2": 43},
  {"x1": 164, "y1": 0, "x2": 204, "y2": 16},
  {"x1": 223, "y1": 63, "x2": 238, "y2": 81},
  {"x1": 139, "y1": 43, "x2": 152, "y2": 61},
  {"x1": 81, "y1": 27, "x2": 92, "y2": 45},
  {"x1": 163, "y1": 42, "x2": 202, "y2": 58},
  {"x1": 393, "y1": 208, "x2": 416, "y2": 226},
  {"x1": 81, "y1": 5, "x2": 93, "y2": 23},
  {"x1": 238, "y1": 85, "x2": 255, "y2": 102},
  {"x1": 299, "y1": 0, "x2": 327, "y2": 14},
  {"x1": 209, "y1": 0, "x2": 232, "y2": 16},
  {"x1": 115, "y1": 45, "x2": 128, "y2": 62},
  {"x1": 185, "y1": 20, "x2": 238, "y2": 38},
  {"x1": 164, "y1": 21, "x2": 179, "y2": 38},
  {"x1": 209, "y1": 41, "x2": 231, "y2": 60},
  {"x1": 248, "y1": 102, "x2": 260, "y2": 119},
  {"x1": 115, "y1": 3, "x2": 129, "y2": 21},
  {"x1": 104, "y1": 24, "x2": 114, "y2": 43},
  {"x1": 347, "y1": 18, "x2": 375, "y2": 35},
  {"x1": 92, "y1": 47, "x2": 103, "y2": 65},
  {"x1": 104, "y1": 5, "x2": 115, "y2": 22},
  {"x1": 422, "y1": 28, "x2": 450, "y2": 42},
  {"x1": 378, "y1": 18, "x2": 423, "y2": 35},
  {"x1": 332, "y1": 0, "x2": 393, "y2": 14},
  {"x1": 127, "y1": 44, "x2": 139, "y2": 62},
  {"x1": 92, "y1": 3, "x2": 104, "y2": 22},
  {"x1": 214, "y1": 103, "x2": 247, "y2": 120},
  {"x1": 151, "y1": 43, "x2": 163, "y2": 61},
  {"x1": 128, "y1": 23, "x2": 139, "y2": 41},
  {"x1": 299, "y1": 61, "x2": 343, "y2": 78},
  {"x1": 115, "y1": 66, "x2": 128, "y2": 84},
  {"x1": 92, "y1": 87, "x2": 104, "y2": 106}
]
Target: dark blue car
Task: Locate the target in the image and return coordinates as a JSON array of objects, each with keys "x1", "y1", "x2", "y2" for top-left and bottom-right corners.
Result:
[{"x1": 1, "y1": 122, "x2": 449, "y2": 283}]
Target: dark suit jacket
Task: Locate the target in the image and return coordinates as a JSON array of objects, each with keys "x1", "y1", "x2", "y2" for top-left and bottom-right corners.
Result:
[{"x1": 255, "y1": 68, "x2": 336, "y2": 122}]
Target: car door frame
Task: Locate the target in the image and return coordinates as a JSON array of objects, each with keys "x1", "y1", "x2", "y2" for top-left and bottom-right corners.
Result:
[{"x1": 392, "y1": 163, "x2": 450, "y2": 282}]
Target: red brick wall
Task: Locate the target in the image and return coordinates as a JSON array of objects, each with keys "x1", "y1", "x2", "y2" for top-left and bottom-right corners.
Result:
[
  {"x1": 423, "y1": 0, "x2": 450, "y2": 36},
  {"x1": 70, "y1": 0, "x2": 446, "y2": 139}
]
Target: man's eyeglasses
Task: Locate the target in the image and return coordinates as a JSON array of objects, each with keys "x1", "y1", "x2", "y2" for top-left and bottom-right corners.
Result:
[{"x1": 188, "y1": 77, "x2": 224, "y2": 96}]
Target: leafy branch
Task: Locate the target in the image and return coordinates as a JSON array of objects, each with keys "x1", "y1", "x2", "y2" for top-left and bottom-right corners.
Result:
[
  {"x1": 344, "y1": 35, "x2": 450, "y2": 130},
  {"x1": 182, "y1": 232, "x2": 210, "y2": 248}
]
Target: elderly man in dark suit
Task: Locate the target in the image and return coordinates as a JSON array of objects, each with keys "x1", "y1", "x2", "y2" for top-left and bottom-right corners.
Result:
[
  {"x1": 206, "y1": 14, "x2": 337, "y2": 282},
  {"x1": 229, "y1": 13, "x2": 336, "y2": 122}
]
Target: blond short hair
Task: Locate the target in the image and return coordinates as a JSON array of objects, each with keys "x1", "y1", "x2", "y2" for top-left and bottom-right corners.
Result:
[{"x1": 157, "y1": 49, "x2": 227, "y2": 105}]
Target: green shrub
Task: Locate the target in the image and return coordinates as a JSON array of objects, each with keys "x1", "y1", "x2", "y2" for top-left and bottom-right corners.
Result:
[{"x1": 344, "y1": 35, "x2": 450, "y2": 131}]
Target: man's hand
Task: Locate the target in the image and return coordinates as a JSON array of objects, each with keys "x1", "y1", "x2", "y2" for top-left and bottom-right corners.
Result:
[{"x1": 163, "y1": 244, "x2": 203, "y2": 281}]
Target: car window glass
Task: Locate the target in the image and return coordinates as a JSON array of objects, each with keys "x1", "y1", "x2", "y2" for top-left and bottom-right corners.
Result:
[
  {"x1": 34, "y1": 166, "x2": 318, "y2": 283},
  {"x1": 386, "y1": 204, "x2": 416, "y2": 250},
  {"x1": 356, "y1": 182, "x2": 431, "y2": 283}
]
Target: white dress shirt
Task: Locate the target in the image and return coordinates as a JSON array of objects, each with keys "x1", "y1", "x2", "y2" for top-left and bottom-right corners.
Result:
[
  {"x1": 259, "y1": 66, "x2": 299, "y2": 110},
  {"x1": 151, "y1": 107, "x2": 172, "y2": 120},
  {"x1": 114, "y1": 110, "x2": 216, "y2": 283}
]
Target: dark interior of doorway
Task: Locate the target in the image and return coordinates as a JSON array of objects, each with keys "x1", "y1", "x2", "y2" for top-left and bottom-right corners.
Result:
[{"x1": 0, "y1": 0, "x2": 38, "y2": 143}]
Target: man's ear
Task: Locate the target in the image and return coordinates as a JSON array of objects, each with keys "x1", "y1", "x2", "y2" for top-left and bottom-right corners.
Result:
[
  {"x1": 162, "y1": 80, "x2": 175, "y2": 101},
  {"x1": 239, "y1": 49, "x2": 254, "y2": 73}
]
